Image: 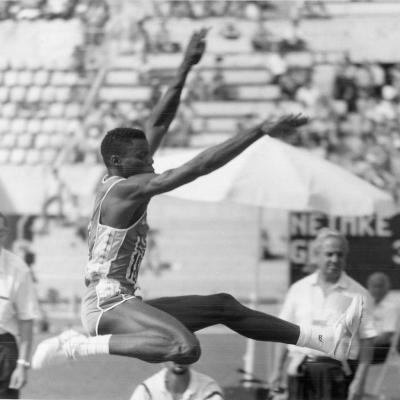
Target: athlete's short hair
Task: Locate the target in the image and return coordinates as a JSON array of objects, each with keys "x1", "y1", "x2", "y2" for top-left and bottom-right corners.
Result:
[
  {"x1": 100, "y1": 127, "x2": 146, "y2": 167},
  {"x1": 313, "y1": 228, "x2": 349, "y2": 255}
]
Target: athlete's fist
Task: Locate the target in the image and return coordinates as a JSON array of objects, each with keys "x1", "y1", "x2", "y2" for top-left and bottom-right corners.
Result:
[
  {"x1": 261, "y1": 114, "x2": 309, "y2": 139},
  {"x1": 183, "y1": 28, "x2": 209, "y2": 66}
]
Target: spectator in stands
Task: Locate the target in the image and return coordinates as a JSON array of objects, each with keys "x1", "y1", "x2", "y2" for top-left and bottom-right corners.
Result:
[
  {"x1": 186, "y1": 71, "x2": 211, "y2": 101},
  {"x1": 45, "y1": 0, "x2": 78, "y2": 19},
  {"x1": 164, "y1": 98, "x2": 195, "y2": 147},
  {"x1": 367, "y1": 272, "x2": 399, "y2": 365},
  {"x1": 333, "y1": 61, "x2": 359, "y2": 112},
  {"x1": 266, "y1": 46, "x2": 288, "y2": 83},
  {"x1": 210, "y1": 69, "x2": 237, "y2": 101},
  {"x1": 0, "y1": 213, "x2": 40, "y2": 398},
  {"x1": 81, "y1": 0, "x2": 109, "y2": 46},
  {"x1": 251, "y1": 19, "x2": 278, "y2": 52},
  {"x1": 220, "y1": 20, "x2": 241, "y2": 40},
  {"x1": 295, "y1": 71, "x2": 322, "y2": 116},
  {"x1": 153, "y1": 19, "x2": 181, "y2": 53},
  {"x1": 367, "y1": 62, "x2": 386, "y2": 98},
  {"x1": 130, "y1": 362, "x2": 224, "y2": 400}
]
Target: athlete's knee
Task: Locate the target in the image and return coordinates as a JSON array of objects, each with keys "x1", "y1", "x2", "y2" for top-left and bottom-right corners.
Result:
[
  {"x1": 170, "y1": 333, "x2": 201, "y2": 364},
  {"x1": 215, "y1": 292, "x2": 240, "y2": 314}
]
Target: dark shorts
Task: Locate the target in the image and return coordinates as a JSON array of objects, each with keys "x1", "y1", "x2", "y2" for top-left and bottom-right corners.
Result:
[
  {"x1": 81, "y1": 287, "x2": 136, "y2": 336},
  {"x1": 0, "y1": 333, "x2": 18, "y2": 399}
]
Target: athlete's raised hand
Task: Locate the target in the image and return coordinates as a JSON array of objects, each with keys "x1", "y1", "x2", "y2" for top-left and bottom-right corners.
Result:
[
  {"x1": 261, "y1": 114, "x2": 309, "y2": 139},
  {"x1": 182, "y1": 28, "x2": 209, "y2": 67}
]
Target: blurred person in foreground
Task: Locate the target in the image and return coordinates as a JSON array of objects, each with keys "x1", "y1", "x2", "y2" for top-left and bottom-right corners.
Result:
[
  {"x1": 130, "y1": 361, "x2": 223, "y2": 400},
  {"x1": 0, "y1": 213, "x2": 39, "y2": 398},
  {"x1": 367, "y1": 272, "x2": 399, "y2": 364},
  {"x1": 32, "y1": 30, "x2": 363, "y2": 373},
  {"x1": 270, "y1": 228, "x2": 376, "y2": 400}
]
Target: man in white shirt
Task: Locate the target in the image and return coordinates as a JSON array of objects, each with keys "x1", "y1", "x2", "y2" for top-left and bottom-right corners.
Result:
[
  {"x1": 270, "y1": 228, "x2": 377, "y2": 400},
  {"x1": 367, "y1": 272, "x2": 399, "y2": 364},
  {"x1": 130, "y1": 361, "x2": 223, "y2": 400},
  {"x1": 0, "y1": 212, "x2": 40, "y2": 398}
]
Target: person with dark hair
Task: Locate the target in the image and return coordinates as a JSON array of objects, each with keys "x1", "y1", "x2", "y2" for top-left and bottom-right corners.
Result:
[
  {"x1": 32, "y1": 30, "x2": 363, "y2": 372},
  {"x1": 130, "y1": 361, "x2": 224, "y2": 400},
  {"x1": 0, "y1": 213, "x2": 39, "y2": 398}
]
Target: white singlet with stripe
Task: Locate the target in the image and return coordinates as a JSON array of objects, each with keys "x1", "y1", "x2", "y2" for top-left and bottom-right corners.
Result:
[{"x1": 84, "y1": 175, "x2": 149, "y2": 304}]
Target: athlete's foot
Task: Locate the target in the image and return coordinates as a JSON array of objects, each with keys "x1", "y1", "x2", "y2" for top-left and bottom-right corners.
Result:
[
  {"x1": 328, "y1": 294, "x2": 364, "y2": 360},
  {"x1": 32, "y1": 329, "x2": 86, "y2": 369}
]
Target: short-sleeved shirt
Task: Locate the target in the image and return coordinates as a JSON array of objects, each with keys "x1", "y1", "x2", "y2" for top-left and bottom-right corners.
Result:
[
  {"x1": 372, "y1": 294, "x2": 399, "y2": 336},
  {"x1": 279, "y1": 271, "x2": 377, "y2": 360},
  {"x1": 0, "y1": 248, "x2": 40, "y2": 338},
  {"x1": 130, "y1": 369, "x2": 224, "y2": 400}
]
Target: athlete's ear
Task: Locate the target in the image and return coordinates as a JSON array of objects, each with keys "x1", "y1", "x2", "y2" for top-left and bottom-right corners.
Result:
[{"x1": 110, "y1": 155, "x2": 121, "y2": 166}]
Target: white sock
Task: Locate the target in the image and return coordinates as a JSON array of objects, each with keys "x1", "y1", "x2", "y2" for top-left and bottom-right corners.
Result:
[
  {"x1": 65, "y1": 334, "x2": 111, "y2": 359},
  {"x1": 296, "y1": 325, "x2": 334, "y2": 354}
]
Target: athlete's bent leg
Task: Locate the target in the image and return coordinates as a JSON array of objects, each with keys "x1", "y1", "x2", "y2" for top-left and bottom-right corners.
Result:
[{"x1": 98, "y1": 298, "x2": 201, "y2": 364}]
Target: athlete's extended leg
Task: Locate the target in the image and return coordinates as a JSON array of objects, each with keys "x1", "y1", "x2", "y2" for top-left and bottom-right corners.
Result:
[
  {"x1": 147, "y1": 293, "x2": 299, "y2": 342},
  {"x1": 147, "y1": 292, "x2": 363, "y2": 360},
  {"x1": 97, "y1": 298, "x2": 201, "y2": 364}
]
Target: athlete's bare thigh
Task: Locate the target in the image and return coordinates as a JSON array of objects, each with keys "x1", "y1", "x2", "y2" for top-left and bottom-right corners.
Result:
[{"x1": 97, "y1": 297, "x2": 195, "y2": 337}]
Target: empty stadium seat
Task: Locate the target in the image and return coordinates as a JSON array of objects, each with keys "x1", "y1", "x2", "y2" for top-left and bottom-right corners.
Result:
[
  {"x1": 33, "y1": 69, "x2": 50, "y2": 86},
  {"x1": 17, "y1": 134, "x2": 33, "y2": 149},
  {"x1": 41, "y1": 119, "x2": 58, "y2": 133},
  {"x1": 64, "y1": 102, "x2": 81, "y2": 118},
  {"x1": 99, "y1": 87, "x2": 152, "y2": 102},
  {"x1": 49, "y1": 133, "x2": 64, "y2": 148},
  {"x1": 65, "y1": 119, "x2": 80, "y2": 134},
  {"x1": 9, "y1": 148, "x2": 27, "y2": 164},
  {"x1": 48, "y1": 103, "x2": 65, "y2": 118},
  {"x1": 54, "y1": 87, "x2": 71, "y2": 103},
  {"x1": 0, "y1": 87, "x2": 9, "y2": 103},
  {"x1": 11, "y1": 118, "x2": 27, "y2": 134},
  {"x1": 106, "y1": 71, "x2": 141, "y2": 86},
  {"x1": 26, "y1": 86, "x2": 42, "y2": 103},
  {"x1": 3, "y1": 70, "x2": 19, "y2": 86},
  {"x1": 41, "y1": 86, "x2": 57, "y2": 102},
  {"x1": 2, "y1": 133, "x2": 17, "y2": 148},
  {"x1": 236, "y1": 85, "x2": 281, "y2": 100},
  {"x1": 35, "y1": 132, "x2": 50, "y2": 149},
  {"x1": 41, "y1": 148, "x2": 58, "y2": 164},
  {"x1": 1, "y1": 103, "x2": 17, "y2": 118},
  {"x1": 0, "y1": 149, "x2": 9, "y2": 164},
  {"x1": 25, "y1": 148, "x2": 41, "y2": 164},
  {"x1": 10, "y1": 87, "x2": 27, "y2": 102},
  {"x1": 0, "y1": 118, "x2": 10, "y2": 133},
  {"x1": 19, "y1": 70, "x2": 34, "y2": 86},
  {"x1": 193, "y1": 117, "x2": 238, "y2": 132},
  {"x1": 193, "y1": 101, "x2": 277, "y2": 117},
  {"x1": 26, "y1": 119, "x2": 42, "y2": 135}
]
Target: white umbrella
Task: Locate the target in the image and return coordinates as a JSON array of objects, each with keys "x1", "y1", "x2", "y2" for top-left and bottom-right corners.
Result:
[{"x1": 154, "y1": 136, "x2": 395, "y2": 216}]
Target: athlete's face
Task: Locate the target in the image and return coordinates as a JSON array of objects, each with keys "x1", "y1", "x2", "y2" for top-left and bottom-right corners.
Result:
[
  {"x1": 316, "y1": 237, "x2": 347, "y2": 284},
  {"x1": 113, "y1": 138, "x2": 154, "y2": 177}
]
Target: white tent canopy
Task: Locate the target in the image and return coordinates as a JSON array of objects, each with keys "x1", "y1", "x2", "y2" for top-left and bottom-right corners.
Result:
[{"x1": 154, "y1": 137, "x2": 395, "y2": 216}]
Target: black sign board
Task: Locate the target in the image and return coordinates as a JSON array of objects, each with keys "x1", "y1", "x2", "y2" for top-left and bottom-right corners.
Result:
[{"x1": 289, "y1": 212, "x2": 400, "y2": 288}]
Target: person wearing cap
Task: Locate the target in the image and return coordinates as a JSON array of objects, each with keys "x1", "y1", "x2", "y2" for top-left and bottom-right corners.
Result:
[
  {"x1": 130, "y1": 362, "x2": 224, "y2": 400},
  {"x1": 0, "y1": 212, "x2": 40, "y2": 398}
]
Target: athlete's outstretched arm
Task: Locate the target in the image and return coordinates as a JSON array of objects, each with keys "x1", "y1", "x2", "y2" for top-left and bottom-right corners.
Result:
[
  {"x1": 145, "y1": 28, "x2": 208, "y2": 156},
  {"x1": 120, "y1": 115, "x2": 308, "y2": 200}
]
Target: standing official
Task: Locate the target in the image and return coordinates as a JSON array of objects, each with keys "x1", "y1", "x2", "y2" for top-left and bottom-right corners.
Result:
[
  {"x1": 270, "y1": 228, "x2": 377, "y2": 400},
  {"x1": 0, "y1": 213, "x2": 39, "y2": 398}
]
